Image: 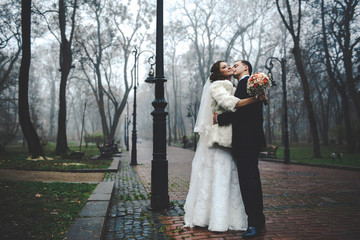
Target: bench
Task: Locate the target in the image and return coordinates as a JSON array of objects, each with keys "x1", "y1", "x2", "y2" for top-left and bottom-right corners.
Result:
[
  {"x1": 260, "y1": 145, "x2": 278, "y2": 158},
  {"x1": 98, "y1": 144, "x2": 113, "y2": 159}
]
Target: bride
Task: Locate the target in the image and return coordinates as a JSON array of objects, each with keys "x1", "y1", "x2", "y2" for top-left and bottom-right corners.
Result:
[{"x1": 183, "y1": 61, "x2": 262, "y2": 232}]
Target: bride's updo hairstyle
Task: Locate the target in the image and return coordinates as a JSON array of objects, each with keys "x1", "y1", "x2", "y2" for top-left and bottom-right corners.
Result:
[{"x1": 209, "y1": 60, "x2": 226, "y2": 83}]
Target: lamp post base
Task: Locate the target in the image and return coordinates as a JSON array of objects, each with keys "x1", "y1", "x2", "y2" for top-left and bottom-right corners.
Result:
[{"x1": 150, "y1": 159, "x2": 169, "y2": 211}]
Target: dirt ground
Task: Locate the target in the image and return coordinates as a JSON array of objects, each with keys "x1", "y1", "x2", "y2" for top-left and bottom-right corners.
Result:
[{"x1": 0, "y1": 169, "x2": 104, "y2": 183}]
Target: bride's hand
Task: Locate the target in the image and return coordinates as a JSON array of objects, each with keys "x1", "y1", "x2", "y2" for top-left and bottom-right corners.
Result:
[{"x1": 213, "y1": 112, "x2": 219, "y2": 125}]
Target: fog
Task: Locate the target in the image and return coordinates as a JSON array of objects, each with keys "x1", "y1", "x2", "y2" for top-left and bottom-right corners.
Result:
[{"x1": 1, "y1": 0, "x2": 359, "y2": 154}]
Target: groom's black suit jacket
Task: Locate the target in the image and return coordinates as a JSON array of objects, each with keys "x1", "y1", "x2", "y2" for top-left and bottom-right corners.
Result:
[{"x1": 217, "y1": 76, "x2": 266, "y2": 154}]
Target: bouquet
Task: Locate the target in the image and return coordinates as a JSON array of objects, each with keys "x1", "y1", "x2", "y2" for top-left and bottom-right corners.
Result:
[{"x1": 247, "y1": 72, "x2": 272, "y2": 105}]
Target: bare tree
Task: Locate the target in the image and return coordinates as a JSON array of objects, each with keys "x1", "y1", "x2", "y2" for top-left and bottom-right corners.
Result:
[
  {"x1": 47, "y1": 66, "x2": 57, "y2": 141},
  {"x1": 0, "y1": 0, "x2": 22, "y2": 95},
  {"x1": 0, "y1": 0, "x2": 22, "y2": 152},
  {"x1": 164, "y1": 20, "x2": 187, "y2": 144},
  {"x1": 53, "y1": 0, "x2": 78, "y2": 155},
  {"x1": 320, "y1": 0, "x2": 356, "y2": 152},
  {"x1": 328, "y1": 0, "x2": 360, "y2": 149},
  {"x1": 276, "y1": 0, "x2": 321, "y2": 157},
  {"x1": 76, "y1": 0, "x2": 111, "y2": 140},
  {"x1": 222, "y1": 0, "x2": 272, "y2": 65},
  {"x1": 76, "y1": 0, "x2": 154, "y2": 141},
  {"x1": 0, "y1": 87, "x2": 19, "y2": 153},
  {"x1": 18, "y1": 0, "x2": 44, "y2": 158},
  {"x1": 34, "y1": 0, "x2": 79, "y2": 155},
  {"x1": 180, "y1": 0, "x2": 226, "y2": 85},
  {"x1": 108, "y1": 0, "x2": 155, "y2": 140}
]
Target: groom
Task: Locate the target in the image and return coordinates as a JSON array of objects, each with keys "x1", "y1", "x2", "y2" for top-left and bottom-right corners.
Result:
[{"x1": 214, "y1": 60, "x2": 266, "y2": 238}]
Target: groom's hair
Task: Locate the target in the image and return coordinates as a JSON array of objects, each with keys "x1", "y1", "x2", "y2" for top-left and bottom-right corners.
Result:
[{"x1": 237, "y1": 60, "x2": 252, "y2": 75}]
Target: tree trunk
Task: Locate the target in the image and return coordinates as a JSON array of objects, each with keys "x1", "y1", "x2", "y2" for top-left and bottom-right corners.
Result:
[
  {"x1": 340, "y1": 1, "x2": 360, "y2": 120},
  {"x1": 339, "y1": 88, "x2": 356, "y2": 152},
  {"x1": 194, "y1": 41, "x2": 207, "y2": 85},
  {"x1": 320, "y1": 0, "x2": 356, "y2": 152},
  {"x1": 172, "y1": 57, "x2": 177, "y2": 143},
  {"x1": 312, "y1": 73, "x2": 329, "y2": 146},
  {"x1": 108, "y1": 91, "x2": 130, "y2": 141},
  {"x1": 289, "y1": 114, "x2": 299, "y2": 143},
  {"x1": 292, "y1": 43, "x2": 321, "y2": 157},
  {"x1": 281, "y1": 91, "x2": 284, "y2": 145},
  {"x1": 55, "y1": 60, "x2": 70, "y2": 155},
  {"x1": 18, "y1": 0, "x2": 44, "y2": 158},
  {"x1": 49, "y1": 77, "x2": 56, "y2": 140},
  {"x1": 55, "y1": 0, "x2": 73, "y2": 155},
  {"x1": 343, "y1": 49, "x2": 360, "y2": 150},
  {"x1": 95, "y1": 64, "x2": 109, "y2": 139},
  {"x1": 276, "y1": 0, "x2": 321, "y2": 157}
]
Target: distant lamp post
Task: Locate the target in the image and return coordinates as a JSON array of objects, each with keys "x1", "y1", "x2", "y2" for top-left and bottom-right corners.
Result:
[
  {"x1": 130, "y1": 47, "x2": 155, "y2": 166},
  {"x1": 79, "y1": 101, "x2": 87, "y2": 152},
  {"x1": 265, "y1": 56, "x2": 290, "y2": 164},
  {"x1": 187, "y1": 104, "x2": 197, "y2": 151},
  {"x1": 126, "y1": 102, "x2": 130, "y2": 151},
  {"x1": 144, "y1": 0, "x2": 169, "y2": 211}
]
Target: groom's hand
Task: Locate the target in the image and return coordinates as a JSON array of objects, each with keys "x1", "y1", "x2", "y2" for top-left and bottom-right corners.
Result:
[
  {"x1": 213, "y1": 112, "x2": 219, "y2": 125},
  {"x1": 258, "y1": 94, "x2": 268, "y2": 101}
]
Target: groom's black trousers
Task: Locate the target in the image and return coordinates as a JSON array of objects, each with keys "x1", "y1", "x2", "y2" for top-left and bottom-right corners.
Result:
[{"x1": 234, "y1": 150, "x2": 265, "y2": 227}]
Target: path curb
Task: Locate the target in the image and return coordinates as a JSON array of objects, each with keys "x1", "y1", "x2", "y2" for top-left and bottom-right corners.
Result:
[
  {"x1": 64, "y1": 181, "x2": 115, "y2": 240},
  {"x1": 260, "y1": 157, "x2": 360, "y2": 171}
]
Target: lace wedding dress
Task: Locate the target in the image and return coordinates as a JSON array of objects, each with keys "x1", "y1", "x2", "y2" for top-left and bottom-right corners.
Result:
[{"x1": 183, "y1": 80, "x2": 247, "y2": 232}]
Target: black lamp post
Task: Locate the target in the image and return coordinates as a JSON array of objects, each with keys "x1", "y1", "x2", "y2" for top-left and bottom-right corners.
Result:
[
  {"x1": 265, "y1": 57, "x2": 290, "y2": 164},
  {"x1": 124, "y1": 110, "x2": 127, "y2": 150},
  {"x1": 145, "y1": 0, "x2": 169, "y2": 211},
  {"x1": 126, "y1": 102, "x2": 130, "y2": 151},
  {"x1": 130, "y1": 49, "x2": 138, "y2": 166},
  {"x1": 187, "y1": 104, "x2": 197, "y2": 151},
  {"x1": 130, "y1": 47, "x2": 155, "y2": 166}
]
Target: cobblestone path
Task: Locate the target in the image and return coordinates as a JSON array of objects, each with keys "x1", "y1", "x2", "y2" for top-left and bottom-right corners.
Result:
[{"x1": 103, "y1": 141, "x2": 360, "y2": 239}]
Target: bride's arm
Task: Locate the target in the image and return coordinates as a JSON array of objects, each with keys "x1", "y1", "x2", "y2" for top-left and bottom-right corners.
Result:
[
  {"x1": 210, "y1": 81, "x2": 264, "y2": 111},
  {"x1": 216, "y1": 95, "x2": 266, "y2": 125},
  {"x1": 210, "y1": 81, "x2": 239, "y2": 112}
]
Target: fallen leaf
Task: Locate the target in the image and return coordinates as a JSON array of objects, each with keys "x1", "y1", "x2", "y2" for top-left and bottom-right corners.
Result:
[{"x1": 35, "y1": 193, "x2": 42, "y2": 198}]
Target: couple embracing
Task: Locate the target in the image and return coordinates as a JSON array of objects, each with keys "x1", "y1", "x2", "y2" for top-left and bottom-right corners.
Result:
[{"x1": 184, "y1": 60, "x2": 266, "y2": 238}]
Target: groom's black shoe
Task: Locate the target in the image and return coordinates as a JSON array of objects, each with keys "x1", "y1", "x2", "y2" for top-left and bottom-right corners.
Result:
[{"x1": 242, "y1": 226, "x2": 265, "y2": 239}]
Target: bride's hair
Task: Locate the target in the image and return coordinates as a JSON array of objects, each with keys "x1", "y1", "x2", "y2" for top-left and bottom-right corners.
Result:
[{"x1": 209, "y1": 60, "x2": 226, "y2": 82}]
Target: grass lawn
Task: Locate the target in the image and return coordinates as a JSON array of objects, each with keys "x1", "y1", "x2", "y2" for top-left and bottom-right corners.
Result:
[
  {"x1": 0, "y1": 142, "x2": 113, "y2": 171},
  {"x1": 275, "y1": 143, "x2": 360, "y2": 167},
  {"x1": 0, "y1": 180, "x2": 97, "y2": 240}
]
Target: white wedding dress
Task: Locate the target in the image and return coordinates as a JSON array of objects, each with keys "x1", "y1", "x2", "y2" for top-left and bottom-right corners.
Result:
[{"x1": 184, "y1": 79, "x2": 247, "y2": 232}]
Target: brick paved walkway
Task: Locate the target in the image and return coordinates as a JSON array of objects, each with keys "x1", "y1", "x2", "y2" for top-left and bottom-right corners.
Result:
[{"x1": 103, "y1": 141, "x2": 360, "y2": 239}]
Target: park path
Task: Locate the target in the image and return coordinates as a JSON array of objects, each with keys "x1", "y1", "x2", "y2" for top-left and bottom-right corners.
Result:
[{"x1": 103, "y1": 140, "x2": 360, "y2": 239}]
